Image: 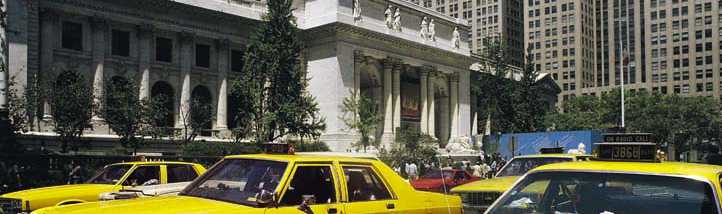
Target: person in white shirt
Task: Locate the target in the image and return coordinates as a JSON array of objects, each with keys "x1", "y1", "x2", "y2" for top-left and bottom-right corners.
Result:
[
  {"x1": 471, "y1": 162, "x2": 482, "y2": 177},
  {"x1": 407, "y1": 163, "x2": 418, "y2": 180}
]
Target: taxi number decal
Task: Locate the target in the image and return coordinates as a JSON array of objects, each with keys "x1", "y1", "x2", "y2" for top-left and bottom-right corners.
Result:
[
  {"x1": 612, "y1": 146, "x2": 642, "y2": 159},
  {"x1": 598, "y1": 144, "x2": 656, "y2": 161}
]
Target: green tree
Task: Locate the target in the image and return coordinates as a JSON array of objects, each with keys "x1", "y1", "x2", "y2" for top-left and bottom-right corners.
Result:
[
  {"x1": 231, "y1": 0, "x2": 325, "y2": 144},
  {"x1": 340, "y1": 91, "x2": 381, "y2": 152},
  {"x1": 473, "y1": 39, "x2": 519, "y2": 133},
  {"x1": 378, "y1": 128, "x2": 439, "y2": 176},
  {"x1": 50, "y1": 70, "x2": 94, "y2": 153},
  {"x1": 101, "y1": 76, "x2": 170, "y2": 153},
  {"x1": 179, "y1": 98, "x2": 215, "y2": 143},
  {"x1": 514, "y1": 47, "x2": 546, "y2": 132},
  {"x1": 544, "y1": 95, "x2": 612, "y2": 130}
]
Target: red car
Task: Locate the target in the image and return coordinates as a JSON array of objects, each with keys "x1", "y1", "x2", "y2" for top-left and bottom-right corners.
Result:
[{"x1": 411, "y1": 169, "x2": 480, "y2": 193}]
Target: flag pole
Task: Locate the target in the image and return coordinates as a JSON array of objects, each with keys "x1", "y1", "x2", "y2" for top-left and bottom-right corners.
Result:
[{"x1": 617, "y1": 0, "x2": 626, "y2": 130}]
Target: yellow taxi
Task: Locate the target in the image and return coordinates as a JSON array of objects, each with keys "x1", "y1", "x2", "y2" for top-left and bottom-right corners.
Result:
[
  {"x1": 451, "y1": 151, "x2": 592, "y2": 213},
  {"x1": 0, "y1": 161, "x2": 206, "y2": 213},
  {"x1": 486, "y1": 133, "x2": 722, "y2": 214},
  {"x1": 30, "y1": 144, "x2": 462, "y2": 214}
]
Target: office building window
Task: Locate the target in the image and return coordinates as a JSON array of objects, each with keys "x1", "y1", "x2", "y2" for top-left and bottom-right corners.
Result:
[
  {"x1": 195, "y1": 44, "x2": 210, "y2": 68},
  {"x1": 62, "y1": 21, "x2": 83, "y2": 51},
  {"x1": 156, "y1": 37, "x2": 173, "y2": 62},
  {"x1": 111, "y1": 30, "x2": 130, "y2": 57}
]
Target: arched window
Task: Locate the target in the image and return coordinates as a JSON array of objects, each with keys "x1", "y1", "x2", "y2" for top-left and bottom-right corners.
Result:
[
  {"x1": 191, "y1": 85, "x2": 213, "y2": 135},
  {"x1": 151, "y1": 81, "x2": 175, "y2": 127}
]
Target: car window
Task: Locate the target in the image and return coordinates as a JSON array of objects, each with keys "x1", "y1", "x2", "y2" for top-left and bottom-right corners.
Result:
[
  {"x1": 123, "y1": 165, "x2": 161, "y2": 186},
  {"x1": 182, "y1": 159, "x2": 287, "y2": 207},
  {"x1": 343, "y1": 166, "x2": 392, "y2": 202},
  {"x1": 488, "y1": 171, "x2": 718, "y2": 214},
  {"x1": 279, "y1": 165, "x2": 337, "y2": 206},
  {"x1": 87, "y1": 164, "x2": 132, "y2": 184},
  {"x1": 168, "y1": 164, "x2": 199, "y2": 183},
  {"x1": 496, "y1": 157, "x2": 572, "y2": 177}
]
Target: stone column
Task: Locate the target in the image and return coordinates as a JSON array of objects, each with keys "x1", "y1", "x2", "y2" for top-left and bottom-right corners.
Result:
[
  {"x1": 216, "y1": 39, "x2": 230, "y2": 130},
  {"x1": 419, "y1": 67, "x2": 429, "y2": 134},
  {"x1": 177, "y1": 32, "x2": 194, "y2": 128},
  {"x1": 381, "y1": 57, "x2": 395, "y2": 147},
  {"x1": 90, "y1": 17, "x2": 107, "y2": 121},
  {"x1": 354, "y1": 50, "x2": 363, "y2": 96},
  {"x1": 427, "y1": 71, "x2": 436, "y2": 138},
  {"x1": 392, "y1": 62, "x2": 401, "y2": 133},
  {"x1": 40, "y1": 10, "x2": 58, "y2": 120},
  {"x1": 449, "y1": 73, "x2": 459, "y2": 141},
  {"x1": 137, "y1": 24, "x2": 153, "y2": 100}
]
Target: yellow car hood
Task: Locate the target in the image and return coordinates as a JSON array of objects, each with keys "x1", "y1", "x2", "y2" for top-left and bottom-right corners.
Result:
[
  {"x1": 32, "y1": 196, "x2": 262, "y2": 214},
  {"x1": 450, "y1": 176, "x2": 520, "y2": 193},
  {"x1": 2, "y1": 184, "x2": 116, "y2": 209}
]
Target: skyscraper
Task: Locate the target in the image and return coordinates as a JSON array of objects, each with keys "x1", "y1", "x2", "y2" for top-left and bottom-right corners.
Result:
[
  {"x1": 530, "y1": 0, "x2": 722, "y2": 103},
  {"x1": 525, "y1": 0, "x2": 596, "y2": 101}
]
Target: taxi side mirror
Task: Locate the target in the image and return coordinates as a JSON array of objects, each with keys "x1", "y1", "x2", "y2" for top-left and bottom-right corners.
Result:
[
  {"x1": 256, "y1": 190, "x2": 277, "y2": 208},
  {"x1": 297, "y1": 195, "x2": 316, "y2": 214}
]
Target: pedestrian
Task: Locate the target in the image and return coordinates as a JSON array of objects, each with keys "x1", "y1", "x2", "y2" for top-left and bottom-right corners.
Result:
[
  {"x1": 481, "y1": 162, "x2": 491, "y2": 178},
  {"x1": 471, "y1": 162, "x2": 482, "y2": 177},
  {"x1": 407, "y1": 162, "x2": 418, "y2": 180},
  {"x1": 68, "y1": 162, "x2": 83, "y2": 184}
]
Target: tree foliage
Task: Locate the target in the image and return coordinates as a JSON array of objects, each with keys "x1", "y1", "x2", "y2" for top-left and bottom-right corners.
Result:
[
  {"x1": 514, "y1": 47, "x2": 546, "y2": 131},
  {"x1": 101, "y1": 76, "x2": 170, "y2": 153},
  {"x1": 545, "y1": 90, "x2": 722, "y2": 151},
  {"x1": 473, "y1": 39, "x2": 548, "y2": 134},
  {"x1": 378, "y1": 128, "x2": 439, "y2": 176},
  {"x1": 340, "y1": 91, "x2": 381, "y2": 152},
  {"x1": 230, "y1": 0, "x2": 325, "y2": 144},
  {"x1": 50, "y1": 70, "x2": 94, "y2": 153},
  {"x1": 178, "y1": 98, "x2": 215, "y2": 144}
]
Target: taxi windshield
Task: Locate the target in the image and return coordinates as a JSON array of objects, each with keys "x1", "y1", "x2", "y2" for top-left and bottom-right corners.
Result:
[
  {"x1": 496, "y1": 157, "x2": 571, "y2": 177},
  {"x1": 182, "y1": 158, "x2": 287, "y2": 207},
  {"x1": 422, "y1": 170, "x2": 455, "y2": 179},
  {"x1": 487, "y1": 171, "x2": 718, "y2": 214},
  {"x1": 86, "y1": 164, "x2": 132, "y2": 184}
]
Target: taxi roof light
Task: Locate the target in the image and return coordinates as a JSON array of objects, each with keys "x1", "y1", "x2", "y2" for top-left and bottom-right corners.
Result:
[
  {"x1": 595, "y1": 133, "x2": 658, "y2": 162},
  {"x1": 539, "y1": 147, "x2": 564, "y2": 154}
]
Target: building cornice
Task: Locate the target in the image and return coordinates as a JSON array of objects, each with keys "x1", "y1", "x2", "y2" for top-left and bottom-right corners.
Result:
[{"x1": 303, "y1": 22, "x2": 473, "y2": 71}]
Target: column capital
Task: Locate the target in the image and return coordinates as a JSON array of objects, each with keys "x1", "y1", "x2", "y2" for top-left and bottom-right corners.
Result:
[
  {"x1": 179, "y1": 31, "x2": 195, "y2": 44},
  {"x1": 364, "y1": 56, "x2": 376, "y2": 64},
  {"x1": 382, "y1": 57, "x2": 397, "y2": 69},
  {"x1": 137, "y1": 23, "x2": 155, "y2": 34},
  {"x1": 354, "y1": 50, "x2": 365, "y2": 63},
  {"x1": 40, "y1": 9, "x2": 59, "y2": 22},
  {"x1": 420, "y1": 65, "x2": 434, "y2": 76},
  {"x1": 448, "y1": 73, "x2": 459, "y2": 83},
  {"x1": 215, "y1": 38, "x2": 231, "y2": 49},
  {"x1": 89, "y1": 16, "x2": 108, "y2": 30}
]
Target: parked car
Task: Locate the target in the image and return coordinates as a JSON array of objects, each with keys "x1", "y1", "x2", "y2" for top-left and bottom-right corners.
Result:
[
  {"x1": 0, "y1": 161, "x2": 206, "y2": 213},
  {"x1": 411, "y1": 169, "x2": 480, "y2": 193},
  {"x1": 451, "y1": 153, "x2": 592, "y2": 213},
  {"x1": 31, "y1": 147, "x2": 463, "y2": 214}
]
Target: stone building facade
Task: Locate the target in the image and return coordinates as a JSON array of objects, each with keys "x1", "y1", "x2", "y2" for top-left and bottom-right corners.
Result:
[{"x1": 6, "y1": 0, "x2": 474, "y2": 153}]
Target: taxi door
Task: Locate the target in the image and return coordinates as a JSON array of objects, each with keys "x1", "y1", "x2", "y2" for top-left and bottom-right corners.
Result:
[
  {"x1": 339, "y1": 164, "x2": 403, "y2": 214},
  {"x1": 265, "y1": 163, "x2": 346, "y2": 214}
]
